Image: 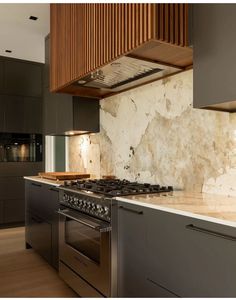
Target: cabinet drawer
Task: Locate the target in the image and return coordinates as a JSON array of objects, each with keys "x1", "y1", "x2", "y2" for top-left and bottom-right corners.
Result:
[
  {"x1": 147, "y1": 209, "x2": 236, "y2": 297},
  {"x1": 26, "y1": 211, "x2": 52, "y2": 264}
]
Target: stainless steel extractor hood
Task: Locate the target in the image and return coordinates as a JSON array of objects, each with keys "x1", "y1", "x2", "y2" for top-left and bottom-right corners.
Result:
[{"x1": 76, "y1": 56, "x2": 181, "y2": 93}]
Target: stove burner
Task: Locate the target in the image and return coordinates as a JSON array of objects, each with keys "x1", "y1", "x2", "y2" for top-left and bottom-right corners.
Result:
[{"x1": 64, "y1": 179, "x2": 173, "y2": 197}]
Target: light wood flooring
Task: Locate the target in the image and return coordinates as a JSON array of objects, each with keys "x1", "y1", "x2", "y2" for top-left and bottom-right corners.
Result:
[{"x1": 0, "y1": 226, "x2": 77, "y2": 297}]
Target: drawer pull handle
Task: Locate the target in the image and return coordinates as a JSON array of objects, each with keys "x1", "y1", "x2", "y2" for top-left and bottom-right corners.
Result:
[
  {"x1": 32, "y1": 182, "x2": 42, "y2": 187},
  {"x1": 119, "y1": 205, "x2": 143, "y2": 215},
  {"x1": 186, "y1": 224, "x2": 236, "y2": 241}
]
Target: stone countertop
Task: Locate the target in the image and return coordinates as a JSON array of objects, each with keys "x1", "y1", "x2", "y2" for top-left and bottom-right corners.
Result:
[
  {"x1": 116, "y1": 191, "x2": 236, "y2": 228},
  {"x1": 24, "y1": 176, "x2": 64, "y2": 187}
]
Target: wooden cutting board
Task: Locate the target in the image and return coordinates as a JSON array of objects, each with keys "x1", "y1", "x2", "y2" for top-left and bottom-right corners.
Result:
[{"x1": 38, "y1": 172, "x2": 90, "y2": 181}]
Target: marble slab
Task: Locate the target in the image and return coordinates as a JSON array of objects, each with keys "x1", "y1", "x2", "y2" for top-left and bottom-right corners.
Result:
[
  {"x1": 117, "y1": 191, "x2": 236, "y2": 228},
  {"x1": 24, "y1": 176, "x2": 63, "y2": 187}
]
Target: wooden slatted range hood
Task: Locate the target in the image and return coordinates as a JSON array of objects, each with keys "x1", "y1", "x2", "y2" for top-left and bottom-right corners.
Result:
[{"x1": 50, "y1": 4, "x2": 193, "y2": 98}]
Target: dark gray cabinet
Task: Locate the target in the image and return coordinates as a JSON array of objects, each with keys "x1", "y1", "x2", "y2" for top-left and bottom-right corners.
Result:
[
  {"x1": 0, "y1": 95, "x2": 42, "y2": 134},
  {"x1": 147, "y1": 209, "x2": 236, "y2": 297},
  {"x1": 25, "y1": 179, "x2": 59, "y2": 269},
  {"x1": 193, "y1": 4, "x2": 236, "y2": 112},
  {"x1": 4, "y1": 95, "x2": 25, "y2": 133},
  {"x1": 117, "y1": 200, "x2": 236, "y2": 297},
  {"x1": 0, "y1": 96, "x2": 5, "y2": 132},
  {"x1": 24, "y1": 97, "x2": 42, "y2": 133},
  {"x1": 4, "y1": 59, "x2": 42, "y2": 97},
  {"x1": 0, "y1": 60, "x2": 4, "y2": 93},
  {"x1": 0, "y1": 163, "x2": 43, "y2": 226},
  {"x1": 0, "y1": 56, "x2": 43, "y2": 133},
  {"x1": 117, "y1": 202, "x2": 148, "y2": 297}
]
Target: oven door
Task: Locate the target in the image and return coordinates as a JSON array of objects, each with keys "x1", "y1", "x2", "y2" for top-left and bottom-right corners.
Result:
[{"x1": 58, "y1": 208, "x2": 111, "y2": 297}]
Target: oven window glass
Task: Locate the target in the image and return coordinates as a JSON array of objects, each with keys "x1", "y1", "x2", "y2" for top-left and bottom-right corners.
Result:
[
  {"x1": 65, "y1": 217, "x2": 101, "y2": 264},
  {"x1": 0, "y1": 133, "x2": 42, "y2": 162}
]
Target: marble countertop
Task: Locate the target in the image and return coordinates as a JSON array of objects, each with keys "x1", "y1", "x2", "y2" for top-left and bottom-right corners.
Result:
[
  {"x1": 116, "y1": 191, "x2": 236, "y2": 228},
  {"x1": 24, "y1": 176, "x2": 64, "y2": 187}
]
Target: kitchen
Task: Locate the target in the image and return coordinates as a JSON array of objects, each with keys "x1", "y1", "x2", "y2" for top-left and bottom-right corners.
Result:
[{"x1": 1, "y1": 2, "x2": 236, "y2": 298}]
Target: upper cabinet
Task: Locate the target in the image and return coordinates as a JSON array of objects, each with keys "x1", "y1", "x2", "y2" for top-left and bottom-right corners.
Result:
[
  {"x1": 44, "y1": 35, "x2": 100, "y2": 136},
  {"x1": 50, "y1": 4, "x2": 193, "y2": 98},
  {"x1": 193, "y1": 4, "x2": 236, "y2": 112},
  {"x1": 4, "y1": 60, "x2": 42, "y2": 98},
  {"x1": 0, "y1": 57, "x2": 43, "y2": 134}
]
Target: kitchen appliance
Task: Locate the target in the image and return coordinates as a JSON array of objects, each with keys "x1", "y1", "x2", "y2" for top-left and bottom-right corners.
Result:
[
  {"x1": 76, "y1": 56, "x2": 181, "y2": 93},
  {"x1": 0, "y1": 133, "x2": 42, "y2": 162},
  {"x1": 58, "y1": 179, "x2": 173, "y2": 297}
]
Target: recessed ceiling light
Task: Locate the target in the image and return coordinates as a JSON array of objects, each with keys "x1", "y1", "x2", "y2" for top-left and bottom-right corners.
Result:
[
  {"x1": 5, "y1": 50, "x2": 12, "y2": 53},
  {"x1": 29, "y1": 16, "x2": 38, "y2": 21}
]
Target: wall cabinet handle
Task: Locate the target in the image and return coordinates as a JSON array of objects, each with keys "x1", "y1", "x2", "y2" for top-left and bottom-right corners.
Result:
[
  {"x1": 186, "y1": 224, "x2": 236, "y2": 241},
  {"x1": 119, "y1": 205, "x2": 143, "y2": 215},
  {"x1": 31, "y1": 182, "x2": 42, "y2": 187}
]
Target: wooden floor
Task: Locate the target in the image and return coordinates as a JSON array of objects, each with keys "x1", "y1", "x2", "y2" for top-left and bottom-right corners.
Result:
[{"x1": 0, "y1": 226, "x2": 77, "y2": 297}]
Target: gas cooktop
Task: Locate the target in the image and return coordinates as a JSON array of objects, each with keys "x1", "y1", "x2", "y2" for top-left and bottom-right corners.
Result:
[{"x1": 63, "y1": 179, "x2": 173, "y2": 197}]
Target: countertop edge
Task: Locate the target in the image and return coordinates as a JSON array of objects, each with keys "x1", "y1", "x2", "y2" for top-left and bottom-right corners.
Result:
[
  {"x1": 116, "y1": 196, "x2": 236, "y2": 229},
  {"x1": 24, "y1": 176, "x2": 61, "y2": 187}
]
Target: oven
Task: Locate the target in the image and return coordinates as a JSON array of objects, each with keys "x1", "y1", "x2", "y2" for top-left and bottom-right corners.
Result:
[{"x1": 58, "y1": 206, "x2": 111, "y2": 297}]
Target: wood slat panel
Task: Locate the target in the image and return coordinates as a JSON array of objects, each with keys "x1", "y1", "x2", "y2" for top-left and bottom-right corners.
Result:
[{"x1": 50, "y1": 4, "x2": 190, "y2": 92}]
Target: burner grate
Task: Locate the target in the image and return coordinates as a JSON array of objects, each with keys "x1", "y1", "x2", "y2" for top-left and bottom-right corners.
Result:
[{"x1": 71, "y1": 179, "x2": 173, "y2": 197}]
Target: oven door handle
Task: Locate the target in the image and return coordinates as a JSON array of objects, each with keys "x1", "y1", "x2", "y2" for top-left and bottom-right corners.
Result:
[{"x1": 57, "y1": 209, "x2": 111, "y2": 233}]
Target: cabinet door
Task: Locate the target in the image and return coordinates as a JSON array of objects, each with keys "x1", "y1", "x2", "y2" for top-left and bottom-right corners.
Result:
[
  {"x1": 43, "y1": 89, "x2": 58, "y2": 135},
  {"x1": 43, "y1": 89, "x2": 72, "y2": 135},
  {"x1": 4, "y1": 60, "x2": 42, "y2": 97},
  {"x1": 0, "y1": 60, "x2": 4, "y2": 93},
  {"x1": 4, "y1": 95, "x2": 24, "y2": 133},
  {"x1": 3, "y1": 198, "x2": 25, "y2": 224},
  {"x1": 45, "y1": 185, "x2": 59, "y2": 269},
  {"x1": 193, "y1": 5, "x2": 236, "y2": 111},
  {"x1": 0, "y1": 200, "x2": 3, "y2": 224},
  {"x1": 24, "y1": 97, "x2": 42, "y2": 133},
  {"x1": 0, "y1": 176, "x2": 24, "y2": 201},
  {"x1": 44, "y1": 35, "x2": 50, "y2": 89},
  {"x1": 0, "y1": 95, "x2": 5, "y2": 132},
  {"x1": 25, "y1": 211, "x2": 52, "y2": 264},
  {"x1": 117, "y1": 202, "x2": 147, "y2": 297},
  {"x1": 147, "y1": 209, "x2": 236, "y2": 297}
]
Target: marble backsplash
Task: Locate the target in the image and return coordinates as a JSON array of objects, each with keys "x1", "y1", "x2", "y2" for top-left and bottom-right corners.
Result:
[{"x1": 68, "y1": 70, "x2": 236, "y2": 196}]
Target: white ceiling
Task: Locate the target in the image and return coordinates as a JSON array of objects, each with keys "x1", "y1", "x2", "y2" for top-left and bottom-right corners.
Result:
[{"x1": 0, "y1": 4, "x2": 49, "y2": 63}]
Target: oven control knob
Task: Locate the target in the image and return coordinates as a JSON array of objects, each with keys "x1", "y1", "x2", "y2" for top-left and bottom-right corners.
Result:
[
  {"x1": 104, "y1": 206, "x2": 109, "y2": 215},
  {"x1": 96, "y1": 204, "x2": 102, "y2": 213}
]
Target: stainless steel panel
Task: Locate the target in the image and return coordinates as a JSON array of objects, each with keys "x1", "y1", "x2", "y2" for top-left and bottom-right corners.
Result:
[
  {"x1": 59, "y1": 262, "x2": 103, "y2": 298},
  {"x1": 59, "y1": 211, "x2": 111, "y2": 296}
]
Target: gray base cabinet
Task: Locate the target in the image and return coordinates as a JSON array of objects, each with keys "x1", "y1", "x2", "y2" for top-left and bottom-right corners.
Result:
[
  {"x1": 147, "y1": 209, "x2": 236, "y2": 297},
  {"x1": 117, "y1": 200, "x2": 236, "y2": 297},
  {"x1": 25, "y1": 180, "x2": 59, "y2": 269},
  {"x1": 0, "y1": 163, "x2": 43, "y2": 227},
  {"x1": 117, "y1": 202, "x2": 147, "y2": 297}
]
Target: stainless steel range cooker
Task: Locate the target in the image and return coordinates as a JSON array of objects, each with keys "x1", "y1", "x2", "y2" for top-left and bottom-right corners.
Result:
[{"x1": 58, "y1": 179, "x2": 173, "y2": 297}]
